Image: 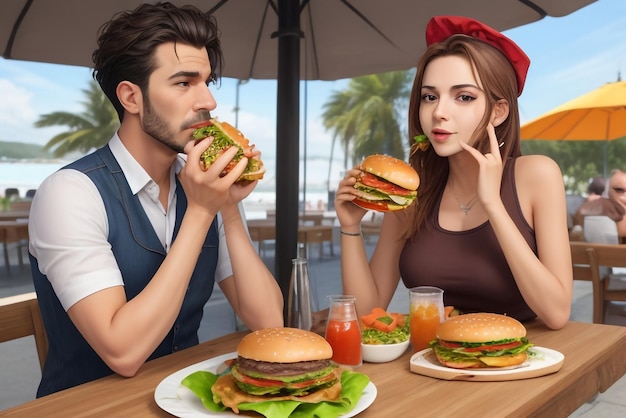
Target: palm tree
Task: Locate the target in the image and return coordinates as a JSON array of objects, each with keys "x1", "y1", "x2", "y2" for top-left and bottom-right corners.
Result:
[
  {"x1": 322, "y1": 70, "x2": 413, "y2": 175},
  {"x1": 35, "y1": 80, "x2": 118, "y2": 157}
]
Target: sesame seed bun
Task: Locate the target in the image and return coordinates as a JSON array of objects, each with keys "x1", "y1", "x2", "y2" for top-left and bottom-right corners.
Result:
[
  {"x1": 436, "y1": 313, "x2": 526, "y2": 343},
  {"x1": 237, "y1": 327, "x2": 333, "y2": 363},
  {"x1": 360, "y1": 154, "x2": 419, "y2": 191}
]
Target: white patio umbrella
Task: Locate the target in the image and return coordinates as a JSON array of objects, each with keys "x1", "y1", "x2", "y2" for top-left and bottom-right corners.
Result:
[{"x1": 1, "y1": 0, "x2": 596, "y2": 302}]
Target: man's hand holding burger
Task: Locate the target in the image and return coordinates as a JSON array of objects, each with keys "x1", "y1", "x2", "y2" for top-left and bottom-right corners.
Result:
[{"x1": 180, "y1": 136, "x2": 249, "y2": 219}]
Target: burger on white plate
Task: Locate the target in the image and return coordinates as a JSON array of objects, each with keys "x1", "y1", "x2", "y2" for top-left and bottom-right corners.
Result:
[
  {"x1": 352, "y1": 154, "x2": 419, "y2": 212},
  {"x1": 429, "y1": 313, "x2": 533, "y2": 369},
  {"x1": 211, "y1": 327, "x2": 344, "y2": 412}
]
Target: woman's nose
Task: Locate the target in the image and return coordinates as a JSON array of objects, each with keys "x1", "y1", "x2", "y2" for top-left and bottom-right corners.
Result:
[{"x1": 432, "y1": 99, "x2": 449, "y2": 120}]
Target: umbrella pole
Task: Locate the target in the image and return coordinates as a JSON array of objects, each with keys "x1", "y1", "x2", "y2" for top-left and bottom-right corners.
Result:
[
  {"x1": 275, "y1": 0, "x2": 301, "y2": 323},
  {"x1": 603, "y1": 141, "x2": 608, "y2": 180}
]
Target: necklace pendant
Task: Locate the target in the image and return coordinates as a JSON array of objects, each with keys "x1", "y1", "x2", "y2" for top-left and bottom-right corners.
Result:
[{"x1": 460, "y1": 204, "x2": 470, "y2": 216}]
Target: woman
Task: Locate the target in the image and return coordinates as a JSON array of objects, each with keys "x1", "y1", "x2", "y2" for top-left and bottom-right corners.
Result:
[{"x1": 335, "y1": 16, "x2": 572, "y2": 330}]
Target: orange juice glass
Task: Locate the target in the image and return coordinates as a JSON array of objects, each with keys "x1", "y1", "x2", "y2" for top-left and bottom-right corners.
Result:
[{"x1": 409, "y1": 286, "x2": 444, "y2": 353}]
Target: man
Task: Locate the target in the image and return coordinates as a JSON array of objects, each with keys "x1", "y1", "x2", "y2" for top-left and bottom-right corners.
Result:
[
  {"x1": 28, "y1": 2, "x2": 283, "y2": 397},
  {"x1": 609, "y1": 169, "x2": 626, "y2": 241},
  {"x1": 572, "y1": 176, "x2": 624, "y2": 228}
]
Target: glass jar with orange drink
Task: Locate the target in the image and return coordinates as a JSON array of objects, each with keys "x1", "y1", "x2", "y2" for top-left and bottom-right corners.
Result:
[
  {"x1": 409, "y1": 286, "x2": 444, "y2": 353},
  {"x1": 325, "y1": 295, "x2": 362, "y2": 366}
]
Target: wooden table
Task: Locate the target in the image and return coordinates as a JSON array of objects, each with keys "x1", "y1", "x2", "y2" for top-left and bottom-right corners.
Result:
[
  {"x1": 247, "y1": 219, "x2": 334, "y2": 258},
  {"x1": 0, "y1": 220, "x2": 29, "y2": 275},
  {"x1": 0, "y1": 210, "x2": 29, "y2": 221},
  {"x1": 4, "y1": 320, "x2": 625, "y2": 417}
]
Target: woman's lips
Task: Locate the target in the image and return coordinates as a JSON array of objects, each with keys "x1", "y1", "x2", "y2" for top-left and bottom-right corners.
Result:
[{"x1": 431, "y1": 130, "x2": 454, "y2": 142}]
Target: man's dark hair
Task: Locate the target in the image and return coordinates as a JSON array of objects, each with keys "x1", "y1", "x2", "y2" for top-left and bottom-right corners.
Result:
[{"x1": 92, "y1": 2, "x2": 223, "y2": 121}]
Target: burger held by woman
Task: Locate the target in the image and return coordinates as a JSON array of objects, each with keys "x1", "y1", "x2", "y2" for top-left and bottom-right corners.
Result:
[{"x1": 334, "y1": 16, "x2": 572, "y2": 330}]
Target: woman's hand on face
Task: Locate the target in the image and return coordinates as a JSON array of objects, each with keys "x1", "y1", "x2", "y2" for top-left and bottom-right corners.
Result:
[
  {"x1": 335, "y1": 168, "x2": 368, "y2": 228},
  {"x1": 459, "y1": 123, "x2": 504, "y2": 209}
]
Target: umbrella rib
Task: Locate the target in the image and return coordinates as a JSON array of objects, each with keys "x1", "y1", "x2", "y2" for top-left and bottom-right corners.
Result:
[
  {"x1": 339, "y1": 0, "x2": 400, "y2": 48},
  {"x1": 246, "y1": 1, "x2": 274, "y2": 80},
  {"x1": 302, "y1": 1, "x2": 320, "y2": 79},
  {"x1": 3, "y1": 0, "x2": 33, "y2": 59},
  {"x1": 517, "y1": 0, "x2": 548, "y2": 17},
  {"x1": 207, "y1": 0, "x2": 230, "y2": 15}
]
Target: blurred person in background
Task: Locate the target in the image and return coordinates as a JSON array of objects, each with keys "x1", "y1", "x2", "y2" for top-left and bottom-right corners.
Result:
[
  {"x1": 572, "y1": 176, "x2": 624, "y2": 229},
  {"x1": 609, "y1": 169, "x2": 626, "y2": 242}
]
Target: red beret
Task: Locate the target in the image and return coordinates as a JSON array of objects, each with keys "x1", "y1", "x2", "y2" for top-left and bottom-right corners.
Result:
[{"x1": 425, "y1": 16, "x2": 530, "y2": 96}]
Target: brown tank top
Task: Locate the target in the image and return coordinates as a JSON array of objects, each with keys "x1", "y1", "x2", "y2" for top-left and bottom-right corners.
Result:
[{"x1": 399, "y1": 158, "x2": 537, "y2": 322}]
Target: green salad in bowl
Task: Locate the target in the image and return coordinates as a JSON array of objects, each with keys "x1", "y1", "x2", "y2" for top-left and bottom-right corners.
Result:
[{"x1": 360, "y1": 308, "x2": 410, "y2": 362}]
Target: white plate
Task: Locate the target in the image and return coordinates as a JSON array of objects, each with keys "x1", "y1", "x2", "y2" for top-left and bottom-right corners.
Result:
[
  {"x1": 154, "y1": 352, "x2": 377, "y2": 417},
  {"x1": 409, "y1": 346, "x2": 564, "y2": 381}
]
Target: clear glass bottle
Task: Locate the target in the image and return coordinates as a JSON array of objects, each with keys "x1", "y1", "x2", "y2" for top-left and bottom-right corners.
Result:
[{"x1": 287, "y1": 257, "x2": 314, "y2": 331}]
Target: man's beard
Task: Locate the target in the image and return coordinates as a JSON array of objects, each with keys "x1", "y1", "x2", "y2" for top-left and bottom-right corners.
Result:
[{"x1": 141, "y1": 96, "x2": 184, "y2": 153}]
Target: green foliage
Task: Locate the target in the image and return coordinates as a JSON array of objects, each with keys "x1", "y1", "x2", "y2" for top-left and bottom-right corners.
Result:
[
  {"x1": 0, "y1": 141, "x2": 53, "y2": 159},
  {"x1": 35, "y1": 80, "x2": 119, "y2": 157},
  {"x1": 521, "y1": 138, "x2": 626, "y2": 193},
  {"x1": 322, "y1": 70, "x2": 414, "y2": 169}
]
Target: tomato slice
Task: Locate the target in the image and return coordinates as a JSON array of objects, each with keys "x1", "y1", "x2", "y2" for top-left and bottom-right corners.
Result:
[
  {"x1": 360, "y1": 173, "x2": 414, "y2": 196},
  {"x1": 439, "y1": 340, "x2": 463, "y2": 349}
]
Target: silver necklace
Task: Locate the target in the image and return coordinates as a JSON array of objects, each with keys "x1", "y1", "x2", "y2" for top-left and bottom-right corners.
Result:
[{"x1": 450, "y1": 182, "x2": 478, "y2": 216}]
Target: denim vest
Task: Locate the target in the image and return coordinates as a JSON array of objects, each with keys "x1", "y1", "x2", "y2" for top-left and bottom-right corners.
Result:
[{"x1": 31, "y1": 145, "x2": 219, "y2": 397}]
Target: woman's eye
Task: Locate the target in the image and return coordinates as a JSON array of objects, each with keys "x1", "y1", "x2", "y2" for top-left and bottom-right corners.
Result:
[
  {"x1": 421, "y1": 94, "x2": 436, "y2": 102},
  {"x1": 458, "y1": 94, "x2": 475, "y2": 102}
]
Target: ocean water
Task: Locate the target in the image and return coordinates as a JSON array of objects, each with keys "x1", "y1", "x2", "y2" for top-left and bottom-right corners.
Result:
[
  {"x1": 0, "y1": 161, "x2": 334, "y2": 214},
  {"x1": 0, "y1": 161, "x2": 67, "y2": 196}
]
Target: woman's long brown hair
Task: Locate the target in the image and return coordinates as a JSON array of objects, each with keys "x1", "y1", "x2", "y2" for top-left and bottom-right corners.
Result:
[{"x1": 404, "y1": 35, "x2": 523, "y2": 240}]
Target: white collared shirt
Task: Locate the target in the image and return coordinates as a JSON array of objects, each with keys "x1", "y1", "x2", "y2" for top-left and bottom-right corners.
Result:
[{"x1": 29, "y1": 134, "x2": 235, "y2": 311}]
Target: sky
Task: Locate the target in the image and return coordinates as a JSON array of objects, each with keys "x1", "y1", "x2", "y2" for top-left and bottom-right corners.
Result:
[{"x1": 1, "y1": 0, "x2": 625, "y2": 189}]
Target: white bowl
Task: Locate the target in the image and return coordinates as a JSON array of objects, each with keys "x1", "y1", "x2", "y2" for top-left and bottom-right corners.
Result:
[{"x1": 361, "y1": 340, "x2": 410, "y2": 363}]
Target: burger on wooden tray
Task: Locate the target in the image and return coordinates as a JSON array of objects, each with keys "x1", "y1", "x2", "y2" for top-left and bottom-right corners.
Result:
[{"x1": 429, "y1": 313, "x2": 533, "y2": 369}]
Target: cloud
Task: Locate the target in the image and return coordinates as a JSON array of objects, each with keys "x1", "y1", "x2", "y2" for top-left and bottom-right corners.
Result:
[{"x1": 0, "y1": 79, "x2": 37, "y2": 127}]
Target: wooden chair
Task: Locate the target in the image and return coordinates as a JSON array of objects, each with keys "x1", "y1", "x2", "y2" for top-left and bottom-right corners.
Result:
[
  {"x1": 583, "y1": 216, "x2": 619, "y2": 244},
  {"x1": 0, "y1": 292, "x2": 48, "y2": 371},
  {"x1": 589, "y1": 243, "x2": 626, "y2": 323},
  {"x1": 570, "y1": 242, "x2": 626, "y2": 324},
  {"x1": 570, "y1": 241, "x2": 604, "y2": 323}
]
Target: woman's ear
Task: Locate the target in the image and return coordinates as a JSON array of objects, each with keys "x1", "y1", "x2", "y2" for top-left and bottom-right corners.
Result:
[
  {"x1": 492, "y1": 99, "x2": 510, "y2": 127},
  {"x1": 116, "y1": 81, "x2": 142, "y2": 115}
]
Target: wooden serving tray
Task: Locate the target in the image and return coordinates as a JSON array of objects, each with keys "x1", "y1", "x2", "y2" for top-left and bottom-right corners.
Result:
[{"x1": 409, "y1": 347, "x2": 564, "y2": 381}]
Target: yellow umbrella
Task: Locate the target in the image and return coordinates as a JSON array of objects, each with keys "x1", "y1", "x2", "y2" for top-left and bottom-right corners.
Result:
[{"x1": 521, "y1": 80, "x2": 626, "y2": 178}]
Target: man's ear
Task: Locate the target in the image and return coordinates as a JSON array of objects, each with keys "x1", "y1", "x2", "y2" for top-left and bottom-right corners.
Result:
[
  {"x1": 116, "y1": 81, "x2": 142, "y2": 115},
  {"x1": 492, "y1": 99, "x2": 510, "y2": 127}
]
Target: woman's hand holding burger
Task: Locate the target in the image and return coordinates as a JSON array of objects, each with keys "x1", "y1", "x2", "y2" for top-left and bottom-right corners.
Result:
[{"x1": 334, "y1": 168, "x2": 369, "y2": 233}]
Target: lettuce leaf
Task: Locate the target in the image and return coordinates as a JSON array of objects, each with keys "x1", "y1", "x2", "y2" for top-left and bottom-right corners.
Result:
[{"x1": 181, "y1": 369, "x2": 370, "y2": 418}]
